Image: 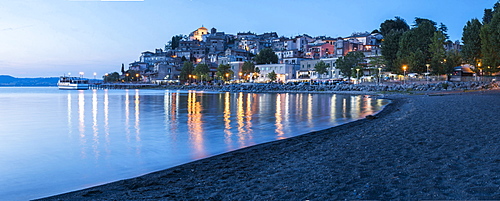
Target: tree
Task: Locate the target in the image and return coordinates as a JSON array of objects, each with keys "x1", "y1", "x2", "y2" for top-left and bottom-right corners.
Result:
[
  {"x1": 380, "y1": 17, "x2": 410, "y2": 71},
  {"x1": 179, "y1": 61, "x2": 194, "y2": 81},
  {"x1": 314, "y1": 61, "x2": 328, "y2": 77},
  {"x1": 444, "y1": 50, "x2": 463, "y2": 74},
  {"x1": 241, "y1": 61, "x2": 256, "y2": 79},
  {"x1": 168, "y1": 35, "x2": 183, "y2": 50},
  {"x1": 438, "y1": 23, "x2": 449, "y2": 40},
  {"x1": 381, "y1": 29, "x2": 405, "y2": 72},
  {"x1": 124, "y1": 70, "x2": 140, "y2": 82},
  {"x1": 121, "y1": 63, "x2": 125, "y2": 74},
  {"x1": 267, "y1": 70, "x2": 277, "y2": 82},
  {"x1": 369, "y1": 56, "x2": 386, "y2": 82},
  {"x1": 336, "y1": 51, "x2": 365, "y2": 81},
  {"x1": 216, "y1": 64, "x2": 233, "y2": 81},
  {"x1": 480, "y1": 11, "x2": 500, "y2": 74},
  {"x1": 397, "y1": 18, "x2": 437, "y2": 73},
  {"x1": 103, "y1": 72, "x2": 120, "y2": 82},
  {"x1": 193, "y1": 63, "x2": 210, "y2": 82},
  {"x1": 461, "y1": 18, "x2": 483, "y2": 66},
  {"x1": 379, "y1": 16, "x2": 409, "y2": 36},
  {"x1": 429, "y1": 31, "x2": 447, "y2": 74},
  {"x1": 254, "y1": 48, "x2": 278, "y2": 64}
]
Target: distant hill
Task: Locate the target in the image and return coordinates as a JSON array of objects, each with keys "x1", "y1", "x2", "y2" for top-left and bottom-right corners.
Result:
[{"x1": 0, "y1": 75, "x2": 59, "y2": 86}]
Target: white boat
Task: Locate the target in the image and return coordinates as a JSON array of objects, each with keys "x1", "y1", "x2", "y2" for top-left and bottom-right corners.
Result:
[{"x1": 57, "y1": 76, "x2": 89, "y2": 90}]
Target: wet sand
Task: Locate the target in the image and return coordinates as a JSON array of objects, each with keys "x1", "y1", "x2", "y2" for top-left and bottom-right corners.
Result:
[{"x1": 38, "y1": 90, "x2": 500, "y2": 200}]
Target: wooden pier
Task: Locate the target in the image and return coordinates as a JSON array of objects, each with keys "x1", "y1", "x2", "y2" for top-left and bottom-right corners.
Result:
[{"x1": 89, "y1": 83, "x2": 159, "y2": 89}]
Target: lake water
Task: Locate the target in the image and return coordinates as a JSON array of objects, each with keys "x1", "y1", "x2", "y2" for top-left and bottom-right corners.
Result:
[{"x1": 0, "y1": 87, "x2": 389, "y2": 200}]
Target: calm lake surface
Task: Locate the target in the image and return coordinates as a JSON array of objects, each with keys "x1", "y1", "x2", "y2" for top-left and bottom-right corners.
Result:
[{"x1": 0, "y1": 87, "x2": 389, "y2": 200}]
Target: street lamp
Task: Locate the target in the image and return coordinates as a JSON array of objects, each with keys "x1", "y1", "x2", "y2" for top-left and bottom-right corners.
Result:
[
  {"x1": 239, "y1": 72, "x2": 242, "y2": 82},
  {"x1": 79, "y1": 72, "x2": 84, "y2": 78},
  {"x1": 378, "y1": 67, "x2": 382, "y2": 86},
  {"x1": 356, "y1": 68, "x2": 360, "y2": 84},
  {"x1": 225, "y1": 73, "x2": 229, "y2": 82},
  {"x1": 402, "y1": 65, "x2": 407, "y2": 85},
  {"x1": 425, "y1": 64, "x2": 430, "y2": 84}
]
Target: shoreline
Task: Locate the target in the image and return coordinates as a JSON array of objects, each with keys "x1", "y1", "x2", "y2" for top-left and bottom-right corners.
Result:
[{"x1": 38, "y1": 89, "x2": 500, "y2": 200}]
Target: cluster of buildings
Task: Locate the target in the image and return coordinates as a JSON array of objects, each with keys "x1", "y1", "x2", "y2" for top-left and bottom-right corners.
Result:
[{"x1": 127, "y1": 26, "x2": 385, "y2": 83}]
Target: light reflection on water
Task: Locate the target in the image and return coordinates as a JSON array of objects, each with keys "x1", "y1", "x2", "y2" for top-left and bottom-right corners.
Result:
[{"x1": 0, "y1": 87, "x2": 389, "y2": 201}]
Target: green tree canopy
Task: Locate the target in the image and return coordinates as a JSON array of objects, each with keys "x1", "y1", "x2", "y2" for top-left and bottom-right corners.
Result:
[
  {"x1": 267, "y1": 70, "x2": 277, "y2": 82},
  {"x1": 380, "y1": 16, "x2": 410, "y2": 36},
  {"x1": 314, "y1": 61, "x2": 328, "y2": 76},
  {"x1": 179, "y1": 61, "x2": 194, "y2": 81},
  {"x1": 397, "y1": 18, "x2": 438, "y2": 73},
  {"x1": 461, "y1": 18, "x2": 483, "y2": 66},
  {"x1": 193, "y1": 63, "x2": 210, "y2": 81},
  {"x1": 168, "y1": 35, "x2": 183, "y2": 50},
  {"x1": 444, "y1": 50, "x2": 463, "y2": 74},
  {"x1": 241, "y1": 61, "x2": 256, "y2": 78},
  {"x1": 336, "y1": 51, "x2": 365, "y2": 81},
  {"x1": 254, "y1": 48, "x2": 278, "y2": 64},
  {"x1": 124, "y1": 70, "x2": 141, "y2": 82},
  {"x1": 216, "y1": 64, "x2": 233, "y2": 81},
  {"x1": 103, "y1": 72, "x2": 120, "y2": 82},
  {"x1": 381, "y1": 29, "x2": 405, "y2": 72},
  {"x1": 480, "y1": 11, "x2": 500, "y2": 74},
  {"x1": 429, "y1": 31, "x2": 447, "y2": 74},
  {"x1": 380, "y1": 17, "x2": 410, "y2": 72}
]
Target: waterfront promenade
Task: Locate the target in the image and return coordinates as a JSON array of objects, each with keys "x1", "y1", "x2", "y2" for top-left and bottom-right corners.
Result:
[{"x1": 39, "y1": 89, "x2": 500, "y2": 200}]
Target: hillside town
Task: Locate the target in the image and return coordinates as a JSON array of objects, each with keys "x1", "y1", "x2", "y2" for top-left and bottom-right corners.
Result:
[{"x1": 114, "y1": 25, "x2": 464, "y2": 84}]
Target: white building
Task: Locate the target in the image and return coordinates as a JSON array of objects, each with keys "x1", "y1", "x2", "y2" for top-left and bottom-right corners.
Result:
[
  {"x1": 299, "y1": 58, "x2": 341, "y2": 79},
  {"x1": 255, "y1": 63, "x2": 299, "y2": 82}
]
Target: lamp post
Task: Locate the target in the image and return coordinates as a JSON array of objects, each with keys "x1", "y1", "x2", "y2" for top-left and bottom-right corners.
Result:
[
  {"x1": 239, "y1": 72, "x2": 242, "y2": 82},
  {"x1": 225, "y1": 73, "x2": 229, "y2": 82},
  {"x1": 125, "y1": 73, "x2": 129, "y2": 82},
  {"x1": 356, "y1": 68, "x2": 360, "y2": 84},
  {"x1": 425, "y1": 64, "x2": 430, "y2": 84},
  {"x1": 402, "y1": 65, "x2": 407, "y2": 85},
  {"x1": 378, "y1": 67, "x2": 382, "y2": 86},
  {"x1": 79, "y1": 72, "x2": 84, "y2": 78},
  {"x1": 188, "y1": 74, "x2": 192, "y2": 83}
]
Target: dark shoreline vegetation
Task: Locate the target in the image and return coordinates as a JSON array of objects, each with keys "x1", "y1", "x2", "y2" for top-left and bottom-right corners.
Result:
[{"x1": 37, "y1": 88, "x2": 500, "y2": 200}]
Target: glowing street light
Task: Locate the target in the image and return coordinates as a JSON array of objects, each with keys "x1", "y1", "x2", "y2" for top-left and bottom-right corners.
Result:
[
  {"x1": 425, "y1": 64, "x2": 430, "y2": 84},
  {"x1": 402, "y1": 65, "x2": 407, "y2": 85}
]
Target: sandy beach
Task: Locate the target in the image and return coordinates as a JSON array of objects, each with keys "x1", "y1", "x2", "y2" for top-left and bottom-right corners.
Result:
[{"x1": 38, "y1": 90, "x2": 500, "y2": 200}]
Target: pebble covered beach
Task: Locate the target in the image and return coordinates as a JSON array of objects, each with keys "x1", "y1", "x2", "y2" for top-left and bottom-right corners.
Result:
[{"x1": 38, "y1": 88, "x2": 500, "y2": 200}]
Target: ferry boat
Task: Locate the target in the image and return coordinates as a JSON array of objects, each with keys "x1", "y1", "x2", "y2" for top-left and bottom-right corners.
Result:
[{"x1": 57, "y1": 76, "x2": 89, "y2": 90}]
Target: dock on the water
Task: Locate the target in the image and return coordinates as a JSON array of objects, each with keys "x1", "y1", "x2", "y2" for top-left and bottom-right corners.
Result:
[{"x1": 89, "y1": 83, "x2": 159, "y2": 89}]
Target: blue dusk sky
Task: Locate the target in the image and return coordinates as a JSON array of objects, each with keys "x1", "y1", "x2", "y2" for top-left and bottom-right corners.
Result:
[{"x1": 0, "y1": 0, "x2": 497, "y2": 78}]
